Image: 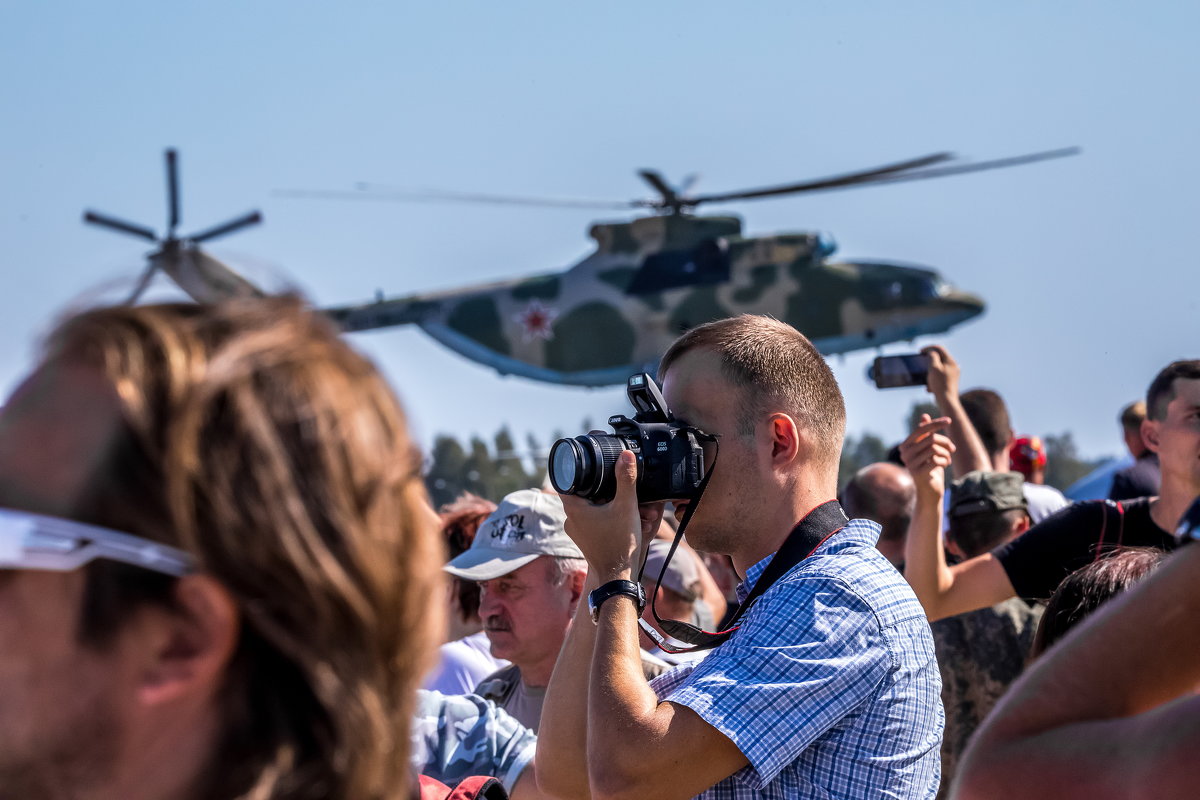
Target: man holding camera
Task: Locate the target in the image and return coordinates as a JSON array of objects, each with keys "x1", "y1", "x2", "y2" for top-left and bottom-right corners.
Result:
[{"x1": 537, "y1": 315, "x2": 943, "y2": 800}]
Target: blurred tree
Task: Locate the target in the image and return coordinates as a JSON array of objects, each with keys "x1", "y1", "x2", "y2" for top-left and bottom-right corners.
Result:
[
  {"x1": 1043, "y1": 432, "x2": 1105, "y2": 491},
  {"x1": 838, "y1": 432, "x2": 889, "y2": 489},
  {"x1": 907, "y1": 401, "x2": 942, "y2": 433},
  {"x1": 426, "y1": 436, "x2": 469, "y2": 508},
  {"x1": 425, "y1": 426, "x2": 548, "y2": 504}
]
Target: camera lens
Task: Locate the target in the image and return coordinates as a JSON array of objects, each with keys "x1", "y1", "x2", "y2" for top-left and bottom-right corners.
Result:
[
  {"x1": 547, "y1": 433, "x2": 631, "y2": 502},
  {"x1": 548, "y1": 439, "x2": 582, "y2": 493}
]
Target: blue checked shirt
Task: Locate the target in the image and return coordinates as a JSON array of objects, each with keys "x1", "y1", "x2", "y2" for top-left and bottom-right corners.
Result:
[{"x1": 651, "y1": 519, "x2": 944, "y2": 799}]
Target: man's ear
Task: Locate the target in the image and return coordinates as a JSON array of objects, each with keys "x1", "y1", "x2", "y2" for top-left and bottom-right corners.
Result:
[
  {"x1": 765, "y1": 413, "x2": 803, "y2": 465},
  {"x1": 1013, "y1": 514, "x2": 1032, "y2": 536},
  {"x1": 1142, "y1": 418, "x2": 1160, "y2": 454},
  {"x1": 136, "y1": 574, "x2": 239, "y2": 708}
]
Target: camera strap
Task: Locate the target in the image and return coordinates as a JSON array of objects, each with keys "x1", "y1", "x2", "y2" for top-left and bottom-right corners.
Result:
[{"x1": 639, "y1": 496, "x2": 848, "y2": 654}]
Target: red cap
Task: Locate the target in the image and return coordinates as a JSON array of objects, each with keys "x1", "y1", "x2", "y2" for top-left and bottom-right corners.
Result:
[{"x1": 1009, "y1": 435, "x2": 1047, "y2": 478}]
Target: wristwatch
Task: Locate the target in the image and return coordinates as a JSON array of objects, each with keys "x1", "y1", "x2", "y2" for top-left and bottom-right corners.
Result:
[{"x1": 588, "y1": 579, "x2": 646, "y2": 623}]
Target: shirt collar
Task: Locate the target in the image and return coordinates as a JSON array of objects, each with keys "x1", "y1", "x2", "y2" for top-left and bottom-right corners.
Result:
[{"x1": 733, "y1": 518, "x2": 877, "y2": 603}]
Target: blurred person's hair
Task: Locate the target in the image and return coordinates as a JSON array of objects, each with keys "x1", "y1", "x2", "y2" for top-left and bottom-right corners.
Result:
[
  {"x1": 50, "y1": 297, "x2": 440, "y2": 800},
  {"x1": 1031, "y1": 547, "x2": 1166, "y2": 658},
  {"x1": 439, "y1": 493, "x2": 497, "y2": 623},
  {"x1": 659, "y1": 315, "x2": 845, "y2": 467},
  {"x1": 948, "y1": 509, "x2": 1029, "y2": 560},
  {"x1": 1119, "y1": 400, "x2": 1147, "y2": 433},
  {"x1": 1146, "y1": 360, "x2": 1200, "y2": 421},
  {"x1": 960, "y1": 389, "x2": 1012, "y2": 458}
]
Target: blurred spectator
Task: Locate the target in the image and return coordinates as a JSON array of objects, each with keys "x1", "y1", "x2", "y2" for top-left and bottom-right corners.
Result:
[
  {"x1": 1008, "y1": 435, "x2": 1048, "y2": 484},
  {"x1": 0, "y1": 298, "x2": 441, "y2": 799},
  {"x1": 903, "y1": 360, "x2": 1200, "y2": 624},
  {"x1": 954, "y1": 535, "x2": 1200, "y2": 798},
  {"x1": 900, "y1": 429, "x2": 1042, "y2": 797},
  {"x1": 1108, "y1": 400, "x2": 1161, "y2": 501},
  {"x1": 638, "y1": 541, "x2": 714, "y2": 665},
  {"x1": 840, "y1": 461, "x2": 917, "y2": 567},
  {"x1": 1029, "y1": 547, "x2": 1165, "y2": 658},
  {"x1": 425, "y1": 493, "x2": 511, "y2": 695},
  {"x1": 446, "y1": 489, "x2": 666, "y2": 731}
]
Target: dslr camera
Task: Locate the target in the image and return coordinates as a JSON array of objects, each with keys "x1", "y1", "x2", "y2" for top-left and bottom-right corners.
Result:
[{"x1": 548, "y1": 373, "x2": 712, "y2": 504}]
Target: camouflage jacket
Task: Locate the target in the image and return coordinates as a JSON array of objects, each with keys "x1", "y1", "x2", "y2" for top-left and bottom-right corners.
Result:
[{"x1": 931, "y1": 598, "x2": 1044, "y2": 798}]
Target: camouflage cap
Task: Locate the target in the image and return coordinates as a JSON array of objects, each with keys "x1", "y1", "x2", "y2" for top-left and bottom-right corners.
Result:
[
  {"x1": 949, "y1": 471, "x2": 1028, "y2": 518},
  {"x1": 444, "y1": 489, "x2": 583, "y2": 581}
]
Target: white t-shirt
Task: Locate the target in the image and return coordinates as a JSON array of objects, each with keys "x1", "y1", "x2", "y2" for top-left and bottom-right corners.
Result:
[
  {"x1": 1023, "y1": 482, "x2": 1069, "y2": 524},
  {"x1": 423, "y1": 631, "x2": 509, "y2": 695}
]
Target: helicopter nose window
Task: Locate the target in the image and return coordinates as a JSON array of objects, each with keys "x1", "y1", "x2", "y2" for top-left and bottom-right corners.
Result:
[{"x1": 626, "y1": 238, "x2": 731, "y2": 295}]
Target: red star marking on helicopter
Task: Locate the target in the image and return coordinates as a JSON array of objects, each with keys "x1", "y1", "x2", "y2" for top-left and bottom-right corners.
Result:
[{"x1": 514, "y1": 300, "x2": 558, "y2": 342}]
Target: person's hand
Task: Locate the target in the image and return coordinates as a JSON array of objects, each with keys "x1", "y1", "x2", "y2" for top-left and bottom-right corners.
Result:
[
  {"x1": 922, "y1": 344, "x2": 960, "y2": 402},
  {"x1": 559, "y1": 451, "x2": 647, "y2": 581},
  {"x1": 900, "y1": 414, "x2": 955, "y2": 500}
]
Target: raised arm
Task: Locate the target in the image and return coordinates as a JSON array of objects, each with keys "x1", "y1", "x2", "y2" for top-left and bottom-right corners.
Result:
[
  {"x1": 953, "y1": 543, "x2": 1200, "y2": 799},
  {"x1": 900, "y1": 414, "x2": 1015, "y2": 621},
  {"x1": 922, "y1": 345, "x2": 992, "y2": 475},
  {"x1": 547, "y1": 452, "x2": 748, "y2": 800}
]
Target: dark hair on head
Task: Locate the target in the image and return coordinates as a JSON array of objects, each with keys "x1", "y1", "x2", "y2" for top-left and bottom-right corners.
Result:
[
  {"x1": 948, "y1": 508, "x2": 1028, "y2": 560},
  {"x1": 839, "y1": 463, "x2": 915, "y2": 544},
  {"x1": 658, "y1": 315, "x2": 845, "y2": 468},
  {"x1": 49, "y1": 296, "x2": 441, "y2": 800},
  {"x1": 960, "y1": 389, "x2": 1012, "y2": 459},
  {"x1": 439, "y1": 493, "x2": 497, "y2": 623},
  {"x1": 1031, "y1": 547, "x2": 1166, "y2": 658},
  {"x1": 1146, "y1": 361, "x2": 1200, "y2": 421}
]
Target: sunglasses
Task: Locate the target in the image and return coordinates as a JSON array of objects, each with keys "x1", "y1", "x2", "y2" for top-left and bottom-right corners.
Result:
[{"x1": 0, "y1": 507, "x2": 194, "y2": 577}]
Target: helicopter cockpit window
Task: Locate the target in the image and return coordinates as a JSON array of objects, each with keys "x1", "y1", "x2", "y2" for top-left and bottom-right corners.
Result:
[{"x1": 626, "y1": 238, "x2": 731, "y2": 295}]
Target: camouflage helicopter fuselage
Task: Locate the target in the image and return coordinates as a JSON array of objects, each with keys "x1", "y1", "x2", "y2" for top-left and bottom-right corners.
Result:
[{"x1": 328, "y1": 214, "x2": 985, "y2": 386}]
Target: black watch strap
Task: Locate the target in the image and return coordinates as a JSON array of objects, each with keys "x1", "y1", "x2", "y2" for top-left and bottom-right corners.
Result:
[{"x1": 589, "y1": 579, "x2": 646, "y2": 623}]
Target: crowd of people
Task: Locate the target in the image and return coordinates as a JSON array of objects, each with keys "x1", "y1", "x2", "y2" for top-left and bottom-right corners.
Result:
[{"x1": 2, "y1": 294, "x2": 1195, "y2": 799}]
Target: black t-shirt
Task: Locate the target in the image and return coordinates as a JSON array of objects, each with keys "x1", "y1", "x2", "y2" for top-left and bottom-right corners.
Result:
[
  {"x1": 993, "y1": 497, "x2": 1175, "y2": 600},
  {"x1": 1108, "y1": 453, "x2": 1161, "y2": 502}
]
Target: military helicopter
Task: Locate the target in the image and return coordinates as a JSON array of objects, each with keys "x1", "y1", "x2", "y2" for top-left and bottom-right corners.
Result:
[
  {"x1": 278, "y1": 147, "x2": 1076, "y2": 385},
  {"x1": 87, "y1": 148, "x2": 1077, "y2": 387}
]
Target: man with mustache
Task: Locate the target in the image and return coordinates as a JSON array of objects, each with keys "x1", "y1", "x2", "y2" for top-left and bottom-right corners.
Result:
[{"x1": 446, "y1": 489, "x2": 667, "y2": 732}]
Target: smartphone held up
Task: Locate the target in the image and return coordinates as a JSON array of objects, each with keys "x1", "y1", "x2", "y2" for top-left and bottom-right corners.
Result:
[{"x1": 870, "y1": 354, "x2": 931, "y2": 389}]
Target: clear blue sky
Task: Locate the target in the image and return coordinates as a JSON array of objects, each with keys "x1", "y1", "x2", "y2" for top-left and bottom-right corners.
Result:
[{"x1": 3, "y1": 2, "x2": 1197, "y2": 464}]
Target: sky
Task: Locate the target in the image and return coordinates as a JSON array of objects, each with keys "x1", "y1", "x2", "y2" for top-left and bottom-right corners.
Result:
[{"x1": 3, "y1": 1, "x2": 1197, "y2": 468}]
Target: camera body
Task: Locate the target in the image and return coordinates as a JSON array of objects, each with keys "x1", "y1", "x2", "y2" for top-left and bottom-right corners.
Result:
[{"x1": 548, "y1": 373, "x2": 710, "y2": 504}]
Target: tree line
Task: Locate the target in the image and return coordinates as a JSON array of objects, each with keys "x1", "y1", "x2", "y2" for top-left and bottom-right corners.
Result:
[{"x1": 425, "y1": 405, "x2": 1109, "y2": 508}]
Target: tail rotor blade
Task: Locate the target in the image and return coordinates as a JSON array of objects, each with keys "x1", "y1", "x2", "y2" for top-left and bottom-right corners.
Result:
[
  {"x1": 83, "y1": 211, "x2": 159, "y2": 242},
  {"x1": 166, "y1": 149, "x2": 180, "y2": 237},
  {"x1": 188, "y1": 211, "x2": 262, "y2": 244}
]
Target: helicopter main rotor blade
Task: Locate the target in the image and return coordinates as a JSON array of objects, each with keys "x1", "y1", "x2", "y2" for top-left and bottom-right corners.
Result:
[
  {"x1": 166, "y1": 149, "x2": 180, "y2": 237},
  {"x1": 637, "y1": 170, "x2": 679, "y2": 206},
  {"x1": 187, "y1": 211, "x2": 262, "y2": 244},
  {"x1": 689, "y1": 148, "x2": 1079, "y2": 206},
  {"x1": 83, "y1": 211, "x2": 159, "y2": 243},
  {"x1": 273, "y1": 186, "x2": 637, "y2": 211},
  {"x1": 686, "y1": 152, "x2": 957, "y2": 205}
]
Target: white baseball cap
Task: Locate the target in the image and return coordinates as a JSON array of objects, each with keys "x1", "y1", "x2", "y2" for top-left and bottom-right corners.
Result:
[{"x1": 444, "y1": 489, "x2": 583, "y2": 581}]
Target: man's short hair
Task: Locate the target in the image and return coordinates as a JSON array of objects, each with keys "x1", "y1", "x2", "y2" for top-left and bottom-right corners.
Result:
[
  {"x1": 49, "y1": 297, "x2": 440, "y2": 800},
  {"x1": 840, "y1": 463, "x2": 915, "y2": 544},
  {"x1": 658, "y1": 315, "x2": 846, "y2": 465},
  {"x1": 1119, "y1": 401, "x2": 1147, "y2": 433},
  {"x1": 960, "y1": 389, "x2": 1012, "y2": 458},
  {"x1": 948, "y1": 509, "x2": 1028, "y2": 560},
  {"x1": 1146, "y1": 361, "x2": 1200, "y2": 421}
]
